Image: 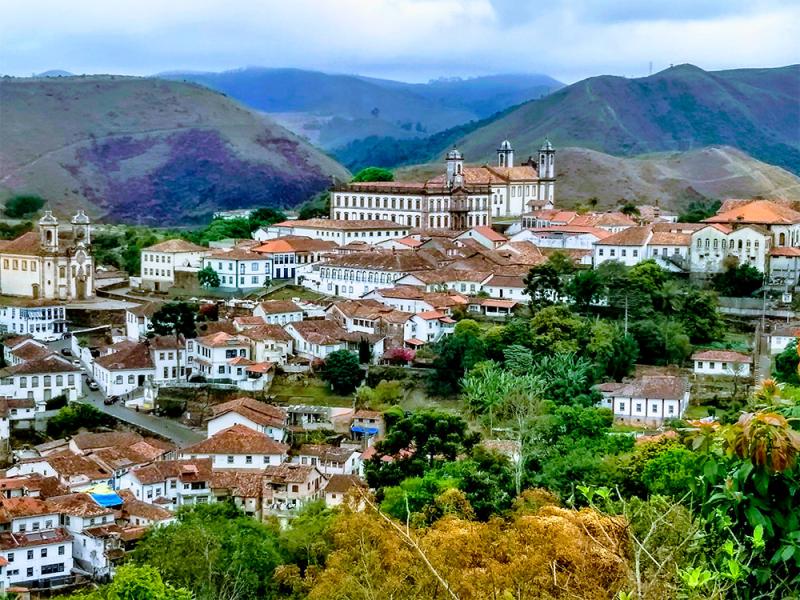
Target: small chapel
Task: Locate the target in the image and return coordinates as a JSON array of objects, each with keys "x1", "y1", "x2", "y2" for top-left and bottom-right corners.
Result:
[{"x1": 0, "y1": 210, "x2": 94, "y2": 300}]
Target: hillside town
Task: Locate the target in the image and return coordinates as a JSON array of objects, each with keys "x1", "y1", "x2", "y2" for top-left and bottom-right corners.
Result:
[{"x1": 0, "y1": 140, "x2": 797, "y2": 596}]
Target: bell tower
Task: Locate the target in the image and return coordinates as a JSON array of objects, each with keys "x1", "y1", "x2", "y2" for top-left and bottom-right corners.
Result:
[
  {"x1": 497, "y1": 139, "x2": 514, "y2": 168},
  {"x1": 39, "y1": 211, "x2": 59, "y2": 253},
  {"x1": 446, "y1": 148, "x2": 464, "y2": 188},
  {"x1": 538, "y1": 138, "x2": 556, "y2": 205},
  {"x1": 71, "y1": 210, "x2": 91, "y2": 246}
]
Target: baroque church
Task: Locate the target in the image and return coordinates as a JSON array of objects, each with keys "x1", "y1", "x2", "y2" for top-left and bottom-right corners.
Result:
[
  {"x1": 0, "y1": 210, "x2": 94, "y2": 300},
  {"x1": 330, "y1": 139, "x2": 555, "y2": 230}
]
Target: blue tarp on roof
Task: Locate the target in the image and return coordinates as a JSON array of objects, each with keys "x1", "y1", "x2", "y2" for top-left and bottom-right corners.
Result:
[
  {"x1": 90, "y1": 492, "x2": 124, "y2": 508},
  {"x1": 351, "y1": 425, "x2": 379, "y2": 435}
]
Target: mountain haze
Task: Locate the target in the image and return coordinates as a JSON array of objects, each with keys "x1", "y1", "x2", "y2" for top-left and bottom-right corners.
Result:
[
  {"x1": 0, "y1": 76, "x2": 349, "y2": 225},
  {"x1": 162, "y1": 68, "x2": 562, "y2": 148}
]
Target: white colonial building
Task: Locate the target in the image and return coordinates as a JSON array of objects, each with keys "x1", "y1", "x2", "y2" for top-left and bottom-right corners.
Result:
[
  {"x1": 255, "y1": 219, "x2": 408, "y2": 246},
  {"x1": 201, "y1": 248, "x2": 271, "y2": 291},
  {"x1": 598, "y1": 376, "x2": 690, "y2": 427},
  {"x1": 0, "y1": 304, "x2": 67, "y2": 341},
  {"x1": 329, "y1": 140, "x2": 555, "y2": 228},
  {"x1": 0, "y1": 211, "x2": 93, "y2": 300},
  {"x1": 139, "y1": 239, "x2": 209, "y2": 292}
]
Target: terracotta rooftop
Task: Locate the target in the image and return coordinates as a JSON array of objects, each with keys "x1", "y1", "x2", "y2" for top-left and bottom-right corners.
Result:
[
  {"x1": 240, "y1": 324, "x2": 292, "y2": 342},
  {"x1": 211, "y1": 397, "x2": 286, "y2": 429},
  {"x1": 704, "y1": 199, "x2": 800, "y2": 226},
  {"x1": 196, "y1": 331, "x2": 249, "y2": 348},
  {"x1": 595, "y1": 225, "x2": 653, "y2": 246},
  {"x1": 287, "y1": 320, "x2": 349, "y2": 346},
  {"x1": 127, "y1": 302, "x2": 161, "y2": 318},
  {"x1": 263, "y1": 463, "x2": 317, "y2": 484},
  {"x1": 46, "y1": 493, "x2": 115, "y2": 517},
  {"x1": 93, "y1": 342, "x2": 154, "y2": 371},
  {"x1": 130, "y1": 459, "x2": 212, "y2": 485},
  {"x1": 0, "y1": 527, "x2": 72, "y2": 550},
  {"x1": 2, "y1": 335, "x2": 32, "y2": 349},
  {"x1": 691, "y1": 350, "x2": 751, "y2": 363},
  {"x1": 273, "y1": 218, "x2": 407, "y2": 230},
  {"x1": 47, "y1": 454, "x2": 110, "y2": 480},
  {"x1": 9, "y1": 340, "x2": 52, "y2": 362},
  {"x1": 297, "y1": 444, "x2": 358, "y2": 463},
  {"x1": 182, "y1": 424, "x2": 289, "y2": 456},
  {"x1": 0, "y1": 497, "x2": 57, "y2": 521},
  {"x1": 6, "y1": 354, "x2": 78, "y2": 375},
  {"x1": 257, "y1": 300, "x2": 302, "y2": 315},
  {"x1": 649, "y1": 231, "x2": 691, "y2": 246},
  {"x1": 325, "y1": 474, "x2": 367, "y2": 494},
  {"x1": 72, "y1": 431, "x2": 143, "y2": 452},
  {"x1": 119, "y1": 495, "x2": 173, "y2": 523},
  {"x1": 143, "y1": 239, "x2": 207, "y2": 253},
  {"x1": 323, "y1": 251, "x2": 436, "y2": 272},
  {"x1": 470, "y1": 226, "x2": 507, "y2": 242},
  {"x1": 210, "y1": 470, "x2": 265, "y2": 497},
  {"x1": 609, "y1": 375, "x2": 688, "y2": 400},
  {"x1": 253, "y1": 236, "x2": 337, "y2": 253}
]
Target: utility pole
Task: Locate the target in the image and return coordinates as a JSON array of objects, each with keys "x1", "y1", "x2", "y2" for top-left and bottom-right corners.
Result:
[{"x1": 624, "y1": 294, "x2": 629, "y2": 335}]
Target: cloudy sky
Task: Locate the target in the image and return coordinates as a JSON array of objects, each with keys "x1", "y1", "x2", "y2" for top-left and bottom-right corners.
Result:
[{"x1": 2, "y1": 0, "x2": 798, "y2": 83}]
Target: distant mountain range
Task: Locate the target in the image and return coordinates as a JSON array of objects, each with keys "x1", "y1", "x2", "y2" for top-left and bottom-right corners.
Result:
[
  {"x1": 160, "y1": 68, "x2": 562, "y2": 148},
  {"x1": 0, "y1": 76, "x2": 348, "y2": 225},
  {"x1": 337, "y1": 64, "x2": 800, "y2": 175},
  {"x1": 395, "y1": 146, "x2": 800, "y2": 211}
]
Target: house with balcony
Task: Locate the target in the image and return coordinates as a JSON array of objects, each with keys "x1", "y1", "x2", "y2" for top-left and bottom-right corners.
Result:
[{"x1": 117, "y1": 459, "x2": 213, "y2": 509}]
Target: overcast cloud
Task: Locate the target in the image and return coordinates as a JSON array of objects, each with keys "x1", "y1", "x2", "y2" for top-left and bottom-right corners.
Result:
[{"x1": 1, "y1": 0, "x2": 798, "y2": 83}]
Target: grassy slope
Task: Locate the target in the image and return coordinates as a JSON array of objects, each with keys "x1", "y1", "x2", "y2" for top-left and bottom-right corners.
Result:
[
  {"x1": 452, "y1": 64, "x2": 800, "y2": 174},
  {"x1": 395, "y1": 145, "x2": 800, "y2": 211},
  {"x1": 0, "y1": 76, "x2": 349, "y2": 225}
]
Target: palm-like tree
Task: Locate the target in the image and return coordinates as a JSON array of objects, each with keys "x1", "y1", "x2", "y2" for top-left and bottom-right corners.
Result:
[{"x1": 730, "y1": 411, "x2": 800, "y2": 472}]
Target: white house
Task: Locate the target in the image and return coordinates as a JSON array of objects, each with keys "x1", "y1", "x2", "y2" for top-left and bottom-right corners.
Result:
[
  {"x1": 124, "y1": 302, "x2": 160, "y2": 342},
  {"x1": 255, "y1": 218, "x2": 409, "y2": 246},
  {"x1": 0, "y1": 495, "x2": 73, "y2": 588},
  {"x1": 703, "y1": 199, "x2": 800, "y2": 249},
  {"x1": 0, "y1": 355, "x2": 82, "y2": 406},
  {"x1": 179, "y1": 424, "x2": 289, "y2": 469},
  {"x1": 292, "y1": 444, "x2": 361, "y2": 476},
  {"x1": 455, "y1": 226, "x2": 508, "y2": 250},
  {"x1": 0, "y1": 304, "x2": 67, "y2": 341},
  {"x1": 117, "y1": 459, "x2": 213, "y2": 509},
  {"x1": 207, "y1": 397, "x2": 287, "y2": 442},
  {"x1": 692, "y1": 350, "x2": 752, "y2": 377},
  {"x1": 768, "y1": 325, "x2": 800, "y2": 355},
  {"x1": 188, "y1": 332, "x2": 250, "y2": 382},
  {"x1": 309, "y1": 251, "x2": 435, "y2": 299},
  {"x1": 510, "y1": 226, "x2": 610, "y2": 250},
  {"x1": 324, "y1": 474, "x2": 367, "y2": 509},
  {"x1": 593, "y1": 226, "x2": 651, "y2": 267},
  {"x1": 409, "y1": 311, "x2": 456, "y2": 343},
  {"x1": 3, "y1": 336, "x2": 50, "y2": 367},
  {"x1": 139, "y1": 239, "x2": 209, "y2": 292},
  {"x1": 92, "y1": 342, "x2": 154, "y2": 397},
  {"x1": 202, "y1": 248, "x2": 271, "y2": 291},
  {"x1": 362, "y1": 286, "x2": 468, "y2": 315},
  {"x1": 394, "y1": 269, "x2": 493, "y2": 296},
  {"x1": 149, "y1": 335, "x2": 187, "y2": 384},
  {"x1": 482, "y1": 274, "x2": 527, "y2": 301},
  {"x1": 600, "y1": 376, "x2": 690, "y2": 427},
  {"x1": 251, "y1": 236, "x2": 338, "y2": 281},
  {"x1": 252, "y1": 300, "x2": 304, "y2": 325},
  {"x1": 239, "y1": 325, "x2": 293, "y2": 366},
  {"x1": 689, "y1": 224, "x2": 771, "y2": 275},
  {"x1": 261, "y1": 463, "x2": 326, "y2": 513},
  {"x1": 769, "y1": 247, "x2": 800, "y2": 287}
]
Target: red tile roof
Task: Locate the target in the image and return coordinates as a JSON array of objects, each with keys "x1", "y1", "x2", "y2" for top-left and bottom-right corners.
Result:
[
  {"x1": 182, "y1": 424, "x2": 289, "y2": 456},
  {"x1": 691, "y1": 350, "x2": 751, "y2": 363}
]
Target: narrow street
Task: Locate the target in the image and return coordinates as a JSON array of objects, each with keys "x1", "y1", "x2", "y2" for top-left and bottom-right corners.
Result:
[{"x1": 46, "y1": 338, "x2": 205, "y2": 447}]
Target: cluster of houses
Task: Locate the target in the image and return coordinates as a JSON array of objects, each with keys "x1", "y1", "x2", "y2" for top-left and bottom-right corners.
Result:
[{"x1": 0, "y1": 398, "x2": 377, "y2": 592}]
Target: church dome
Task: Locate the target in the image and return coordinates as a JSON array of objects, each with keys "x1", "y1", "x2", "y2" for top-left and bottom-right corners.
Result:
[
  {"x1": 446, "y1": 148, "x2": 463, "y2": 160},
  {"x1": 71, "y1": 209, "x2": 91, "y2": 224},
  {"x1": 38, "y1": 210, "x2": 58, "y2": 225},
  {"x1": 499, "y1": 139, "x2": 512, "y2": 150},
  {"x1": 540, "y1": 138, "x2": 553, "y2": 151}
]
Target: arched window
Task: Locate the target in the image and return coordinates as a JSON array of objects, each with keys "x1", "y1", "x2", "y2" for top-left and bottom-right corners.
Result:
[{"x1": 780, "y1": 232, "x2": 786, "y2": 245}]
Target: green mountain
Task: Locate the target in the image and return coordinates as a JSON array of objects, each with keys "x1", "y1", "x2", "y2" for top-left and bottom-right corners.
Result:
[
  {"x1": 161, "y1": 68, "x2": 561, "y2": 149},
  {"x1": 450, "y1": 64, "x2": 800, "y2": 174},
  {"x1": 0, "y1": 76, "x2": 349, "y2": 225},
  {"x1": 394, "y1": 145, "x2": 800, "y2": 212},
  {"x1": 338, "y1": 64, "x2": 800, "y2": 175}
]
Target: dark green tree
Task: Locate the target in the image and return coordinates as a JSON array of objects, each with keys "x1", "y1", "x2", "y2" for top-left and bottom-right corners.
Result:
[
  {"x1": 4, "y1": 194, "x2": 45, "y2": 218},
  {"x1": 197, "y1": 265, "x2": 220, "y2": 288},
  {"x1": 150, "y1": 302, "x2": 197, "y2": 382},
  {"x1": 565, "y1": 269, "x2": 604, "y2": 312},
  {"x1": 712, "y1": 262, "x2": 764, "y2": 297},
  {"x1": 523, "y1": 263, "x2": 562, "y2": 311},
  {"x1": 351, "y1": 167, "x2": 394, "y2": 182},
  {"x1": 321, "y1": 350, "x2": 363, "y2": 394},
  {"x1": 773, "y1": 339, "x2": 800, "y2": 385},
  {"x1": 428, "y1": 321, "x2": 486, "y2": 396}
]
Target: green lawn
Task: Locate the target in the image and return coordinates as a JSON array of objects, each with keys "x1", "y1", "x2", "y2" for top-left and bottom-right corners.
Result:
[
  {"x1": 269, "y1": 376, "x2": 353, "y2": 407},
  {"x1": 685, "y1": 404, "x2": 712, "y2": 419},
  {"x1": 264, "y1": 285, "x2": 327, "y2": 302}
]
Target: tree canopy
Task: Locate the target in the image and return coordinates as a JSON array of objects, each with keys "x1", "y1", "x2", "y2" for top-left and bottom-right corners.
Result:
[{"x1": 351, "y1": 167, "x2": 394, "y2": 182}]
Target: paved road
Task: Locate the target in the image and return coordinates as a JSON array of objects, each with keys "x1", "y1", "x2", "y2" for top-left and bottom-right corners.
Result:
[{"x1": 46, "y1": 338, "x2": 205, "y2": 448}]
